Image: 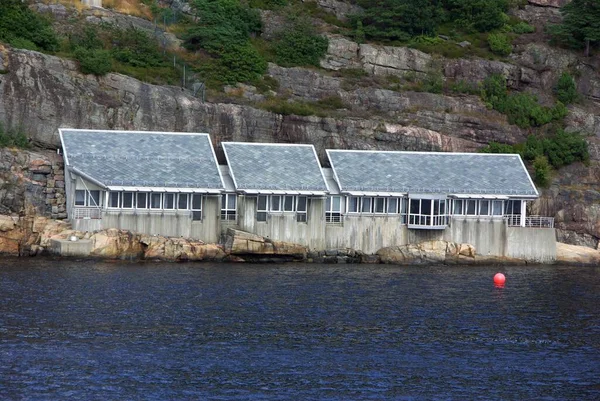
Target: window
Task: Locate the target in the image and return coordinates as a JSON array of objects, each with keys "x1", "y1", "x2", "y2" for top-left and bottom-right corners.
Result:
[
  {"x1": 75, "y1": 190, "x2": 85, "y2": 206},
  {"x1": 191, "y1": 194, "x2": 202, "y2": 221},
  {"x1": 326, "y1": 196, "x2": 342, "y2": 223},
  {"x1": 75, "y1": 190, "x2": 101, "y2": 207},
  {"x1": 492, "y1": 200, "x2": 503, "y2": 216},
  {"x1": 109, "y1": 192, "x2": 120, "y2": 208},
  {"x1": 257, "y1": 195, "x2": 268, "y2": 222},
  {"x1": 178, "y1": 193, "x2": 189, "y2": 210},
  {"x1": 122, "y1": 192, "x2": 134, "y2": 209},
  {"x1": 479, "y1": 200, "x2": 490, "y2": 216},
  {"x1": 150, "y1": 193, "x2": 162, "y2": 209},
  {"x1": 348, "y1": 197, "x2": 359, "y2": 213},
  {"x1": 283, "y1": 195, "x2": 295, "y2": 212},
  {"x1": 137, "y1": 193, "x2": 148, "y2": 209},
  {"x1": 505, "y1": 200, "x2": 521, "y2": 215},
  {"x1": 163, "y1": 193, "x2": 175, "y2": 210},
  {"x1": 296, "y1": 196, "x2": 307, "y2": 223},
  {"x1": 374, "y1": 198, "x2": 385, "y2": 214},
  {"x1": 387, "y1": 198, "x2": 398, "y2": 214},
  {"x1": 221, "y1": 194, "x2": 237, "y2": 221},
  {"x1": 466, "y1": 199, "x2": 477, "y2": 215},
  {"x1": 270, "y1": 195, "x2": 281, "y2": 212},
  {"x1": 361, "y1": 197, "x2": 373, "y2": 213},
  {"x1": 401, "y1": 198, "x2": 407, "y2": 224},
  {"x1": 453, "y1": 199, "x2": 464, "y2": 215}
]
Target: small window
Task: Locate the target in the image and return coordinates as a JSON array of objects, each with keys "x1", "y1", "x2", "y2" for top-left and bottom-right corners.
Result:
[
  {"x1": 75, "y1": 190, "x2": 86, "y2": 206},
  {"x1": 122, "y1": 192, "x2": 134, "y2": 209},
  {"x1": 178, "y1": 193, "x2": 189, "y2": 210},
  {"x1": 296, "y1": 196, "x2": 307, "y2": 212},
  {"x1": 221, "y1": 194, "x2": 237, "y2": 221},
  {"x1": 109, "y1": 192, "x2": 120, "y2": 208},
  {"x1": 361, "y1": 197, "x2": 373, "y2": 213},
  {"x1": 492, "y1": 200, "x2": 503, "y2": 216},
  {"x1": 257, "y1": 195, "x2": 268, "y2": 222},
  {"x1": 479, "y1": 200, "x2": 490, "y2": 215},
  {"x1": 191, "y1": 194, "x2": 202, "y2": 221},
  {"x1": 164, "y1": 193, "x2": 175, "y2": 210},
  {"x1": 374, "y1": 198, "x2": 385, "y2": 214},
  {"x1": 89, "y1": 190, "x2": 100, "y2": 207},
  {"x1": 387, "y1": 198, "x2": 398, "y2": 214},
  {"x1": 283, "y1": 195, "x2": 295, "y2": 212},
  {"x1": 454, "y1": 199, "x2": 464, "y2": 215},
  {"x1": 466, "y1": 199, "x2": 477, "y2": 215},
  {"x1": 326, "y1": 196, "x2": 342, "y2": 223},
  {"x1": 271, "y1": 195, "x2": 281, "y2": 212},
  {"x1": 410, "y1": 199, "x2": 420, "y2": 214},
  {"x1": 348, "y1": 197, "x2": 359, "y2": 213},
  {"x1": 150, "y1": 193, "x2": 162, "y2": 209},
  {"x1": 137, "y1": 193, "x2": 148, "y2": 209}
]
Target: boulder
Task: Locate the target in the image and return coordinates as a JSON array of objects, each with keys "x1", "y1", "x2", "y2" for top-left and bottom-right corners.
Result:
[
  {"x1": 556, "y1": 242, "x2": 600, "y2": 265},
  {"x1": 90, "y1": 228, "x2": 144, "y2": 259},
  {"x1": 224, "y1": 228, "x2": 307, "y2": 259},
  {"x1": 140, "y1": 235, "x2": 226, "y2": 261},
  {"x1": 377, "y1": 240, "x2": 477, "y2": 265}
]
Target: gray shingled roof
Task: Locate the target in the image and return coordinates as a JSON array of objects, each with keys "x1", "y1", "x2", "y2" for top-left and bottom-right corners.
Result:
[
  {"x1": 222, "y1": 143, "x2": 328, "y2": 192},
  {"x1": 60, "y1": 129, "x2": 223, "y2": 189},
  {"x1": 327, "y1": 150, "x2": 538, "y2": 196}
]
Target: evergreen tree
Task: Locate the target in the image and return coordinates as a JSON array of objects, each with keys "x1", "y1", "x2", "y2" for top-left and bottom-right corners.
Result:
[{"x1": 550, "y1": 0, "x2": 600, "y2": 56}]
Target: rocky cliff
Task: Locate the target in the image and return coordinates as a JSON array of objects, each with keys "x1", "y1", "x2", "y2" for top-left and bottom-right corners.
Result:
[{"x1": 1, "y1": 1, "x2": 600, "y2": 250}]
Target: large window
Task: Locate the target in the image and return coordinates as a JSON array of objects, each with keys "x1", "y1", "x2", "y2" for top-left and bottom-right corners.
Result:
[
  {"x1": 346, "y1": 197, "x2": 404, "y2": 217},
  {"x1": 221, "y1": 194, "x2": 237, "y2": 221},
  {"x1": 105, "y1": 191, "x2": 201, "y2": 217},
  {"x1": 408, "y1": 198, "x2": 447, "y2": 228},
  {"x1": 326, "y1": 196, "x2": 342, "y2": 223},
  {"x1": 74, "y1": 190, "x2": 101, "y2": 207},
  {"x1": 256, "y1": 195, "x2": 308, "y2": 222},
  {"x1": 452, "y1": 199, "x2": 505, "y2": 217}
]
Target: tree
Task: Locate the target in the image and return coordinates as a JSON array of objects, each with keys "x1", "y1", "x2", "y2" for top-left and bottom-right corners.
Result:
[{"x1": 550, "y1": 0, "x2": 600, "y2": 56}]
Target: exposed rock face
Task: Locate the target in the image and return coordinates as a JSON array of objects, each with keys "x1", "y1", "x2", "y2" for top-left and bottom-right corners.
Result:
[
  {"x1": 556, "y1": 242, "x2": 600, "y2": 265},
  {"x1": 223, "y1": 228, "x2": 307, "y2": 261},
  {"x1": 0, "y1": 148, "x2": 65, "y2": 218},
  {"x1": 377, "y1": 240, "x2": 476, "y2": 265},
  {"x1": 528, "y1": 0, "x2": 569, "y2": 7},
  {"x1": 317, "y1": 0, "x2": 362, "y2": 22}
]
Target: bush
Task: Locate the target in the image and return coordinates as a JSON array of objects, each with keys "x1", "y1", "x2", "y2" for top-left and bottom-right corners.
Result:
[
  {"x1": 444, "y1": 0, "x2": 509, "y2": 33},
  {"x1": 523, "y1": 131, "x2": 589, "y2": 168},
  {"x1": 481, "y1": 74, "x2": 567, "y2": 128},
  {"x1": 73, "y1": 48, "x2": 113, "y2": 76},
  {"x1": 273, "y1": 20, "x2": 328, "y2": 67},
  {"x1": 488, "y1": 33, "x2": 512, "y2": 56},
  {"x1": 217, "y1": 42, "x2": 267, "y2": 84},
  {"x1": 512, "y1": 21, "x2": 535, "y2": 34},
  {"x1": 110, "y1": 27, "x2": 167, "y2": 68},
  {"x1": 0, "y1": 0, "x2": 59, "y2": 52},
  {"x1": 555, "y1": 72, "x2": 578, "y2": 104},
  {"x1": 0, "y1": 122, "x2": 29, "y2": 148},
  {"x1": 533, "y1": 155, "x2": 551, "y2": 187},
  {"x1": 480, "y1": 142, "x2": 516, "y2": 154}
]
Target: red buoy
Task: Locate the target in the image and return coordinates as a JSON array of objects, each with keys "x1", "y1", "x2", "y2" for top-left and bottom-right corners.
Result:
[{"x1": 494, "y1": 273, "x2": 506, "y2": 285}]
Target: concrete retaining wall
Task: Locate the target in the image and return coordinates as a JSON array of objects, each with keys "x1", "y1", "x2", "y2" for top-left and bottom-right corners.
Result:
[{"x1": 505, "y1": 227, "x2": 557, "y2": 263}]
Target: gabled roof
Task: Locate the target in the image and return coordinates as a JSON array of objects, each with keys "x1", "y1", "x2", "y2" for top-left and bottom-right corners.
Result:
[
  {"x1": 59, "y1": 129, "x2": 224, "y2": 192},
  {"x1": 326, "y1": 150, "x2": 538, "y2": 197},
  {"x1": 222, "y1": 142, "x2": 329, "y2": 194}
]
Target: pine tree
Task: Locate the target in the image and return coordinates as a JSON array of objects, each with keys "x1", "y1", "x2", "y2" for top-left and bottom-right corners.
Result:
[{"x1": 550, "y1": 0, "x2": 600, "y2": 57}]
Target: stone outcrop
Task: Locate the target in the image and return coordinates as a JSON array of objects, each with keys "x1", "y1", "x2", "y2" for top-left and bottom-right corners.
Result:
[
  {"x1": 377, "y1": 240, "x2": 477, "y2": 265},
  {"x1": 556, "y1": 242, "x2": 600, "y2": 265},
  {"x1": 317, "y1": 0, "x2": 362, "y2": 22},
  {"x1": 223, "y1": 228, "x2": 307, "y2": 261},
  {"x1": 527, "y1": 0, "x2": 569, "y2": 7},
  {"x1": 0, "y1": 148, "x2": 65, "y2": 218}
]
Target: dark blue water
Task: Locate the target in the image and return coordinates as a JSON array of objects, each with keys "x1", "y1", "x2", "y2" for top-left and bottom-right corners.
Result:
[{"x1": 1, "y1": 258, "x2": 599, "y2": 400}]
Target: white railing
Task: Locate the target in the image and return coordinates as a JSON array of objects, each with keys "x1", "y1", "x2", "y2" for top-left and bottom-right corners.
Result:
[
  {"x1": 73, "y1": 207, "x2": 102, "y2": 219},
  {"x1": 326, "y1": 213, "x2": 343, "y2": 224},
  {"x1": 504, "y1": 215, "x2": 554, "y2": 228}
]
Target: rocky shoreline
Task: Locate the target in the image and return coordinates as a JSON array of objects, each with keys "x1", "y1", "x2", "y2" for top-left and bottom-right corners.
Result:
[{"x1": 1, "y1": 214, "x2": 598, "y2": 266}]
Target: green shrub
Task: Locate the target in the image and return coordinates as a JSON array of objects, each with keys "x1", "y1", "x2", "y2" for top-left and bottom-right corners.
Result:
[
  {"x1": 444, "y1": 0, "x2": 509, "y2": 33},
  {"x1": 248, "y1": 0, "x2": 287, "y2": 10},
  {"x1": 451, "y1": 79, "x2": 480, "y2": 94},
  {"x1": 533, "y1": 155, "x2": 551, "y2": 187},
  {"x1": 0, "y1": 0, "x2": 59, "y2": 52},
  {"x1": 316, "y1": 95, "x2": 346, "y2": 109},
  {"x1": 0, "y1": 122, "x2": 29, "y2": 148},
  {"x1": 523, "y1": 131, "x2": 589, "y2": 168},
  {"x1": 480, "y1": 142, "x2": 516, "y2": 153},
  {"x1": 73, "y1": 47, "x2": 113, "y2": 76},
  {"x1": 512, "y1": 21, "x2": 535, "y2": 34},
  {"x1": 273, "y1": 20, "x2": 328, "y2": 67},
  {"x1": 217, "y1": 42, "x2": 267, "y2": 84},
  {"x1": 110, "y1": 27, "x2": 167, "y2": 68},
  {"x1": 555, "y1": 72, "x2": 578, "y2": 104},
  {"x1": 488, "y1": 33, "x2": 512, "y2": 56}
]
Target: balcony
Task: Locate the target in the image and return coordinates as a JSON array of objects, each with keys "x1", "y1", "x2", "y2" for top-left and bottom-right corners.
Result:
[{"x1": 504, "y1": 215, "x2": 554, "y2": 228}]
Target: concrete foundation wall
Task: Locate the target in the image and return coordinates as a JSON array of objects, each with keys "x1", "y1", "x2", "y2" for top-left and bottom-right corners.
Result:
[
  {"x1": 71, "y1": 196, "x2": 221, "y2": 243},
  {"x1": 50, "y1": 239, "x2": 92, "y2": 257},
  {"x1": 237, "y1": 196, "x2": 326, "y2": 250},
  {"x1": 325, "y1": 216, "x2": 408, "y2": 254},
  {"x1": 506, "y1": 227, "x2": 557, "y2": 263},
  {"x1": 443, "y1": 218, "x2": 507, "y2": 257}
]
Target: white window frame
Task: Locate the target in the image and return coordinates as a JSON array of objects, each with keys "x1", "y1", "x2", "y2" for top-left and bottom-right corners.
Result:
[
  {"x1": 121, "y1": 192, "x2": 134, "y2": 209},
  {"x1": 136, "y1": 192, "x2": 148, "y2": 209},
  {"x1": 191, "y1": 194, "x2": 203, "y2": 221},
  {"x1": 221, "y1": 193, "x2": 237, "y2": 221},
  {"x1": 257, "y1": 195, "x2": 268, "y2": 222},
  {"x1": 283, "y1": 195, "x2": 295, "y2": 212},
  {"x1": 178, "y1": 193, "x2": 190, "y2": 210},
  {"x1": 326, "y1": 195, "x2": 342, "y2": 223},
  {"x1": 296, "y1": 196, "x2": 308, "y2": 223}
]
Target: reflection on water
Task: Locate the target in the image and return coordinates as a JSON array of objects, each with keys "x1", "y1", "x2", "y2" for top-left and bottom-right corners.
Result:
[{"x1": 1, "y1": 258, "x2": 599, "y2": 400}]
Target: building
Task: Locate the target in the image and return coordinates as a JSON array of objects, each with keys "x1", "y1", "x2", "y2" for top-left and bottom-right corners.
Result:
[
  {"x1": 60, "y1": 129, "x2": 556, "y2": 261},
  {"x1": 60, "y1": 129, "x2": 224, "y2": 243}
]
